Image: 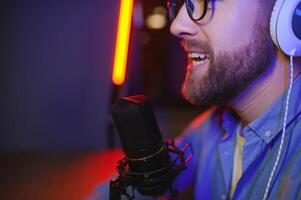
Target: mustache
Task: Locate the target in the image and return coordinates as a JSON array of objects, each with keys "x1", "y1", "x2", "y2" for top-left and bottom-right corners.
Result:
[{"x1": 180, "y1": 39, "x2": 212, "y2": 54}]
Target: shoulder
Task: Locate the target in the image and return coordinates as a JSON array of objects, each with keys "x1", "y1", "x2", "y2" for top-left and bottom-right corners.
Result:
[
  {"x1": 86, "y1": 181, "x2": 110, "y2": 200},
  {"x1": 169, "y1": 106, "x2": 224, "y2": 195}
]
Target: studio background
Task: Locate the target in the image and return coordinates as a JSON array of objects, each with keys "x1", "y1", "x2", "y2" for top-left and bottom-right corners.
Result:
[{"x1": 0, "y1": 1, "x2": 201, "y2": 199}]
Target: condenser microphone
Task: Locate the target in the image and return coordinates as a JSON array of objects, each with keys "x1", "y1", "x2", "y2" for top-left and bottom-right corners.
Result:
[{"x1": 111, "y1": 95, "x2": 173, "y2": 196}]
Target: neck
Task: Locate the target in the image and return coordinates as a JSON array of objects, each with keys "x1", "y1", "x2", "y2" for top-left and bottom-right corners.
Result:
[{"x1": 229, "y1": 51, "x2": 301, "y2": 125}]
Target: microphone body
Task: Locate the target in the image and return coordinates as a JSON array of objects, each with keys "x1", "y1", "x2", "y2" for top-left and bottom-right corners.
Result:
[
  {"x1": 110, "y1": 95, "x2": 192, "y2": 199},
  {"x1": 111, "y1": 95, "x2": 173, "y2": 196}
]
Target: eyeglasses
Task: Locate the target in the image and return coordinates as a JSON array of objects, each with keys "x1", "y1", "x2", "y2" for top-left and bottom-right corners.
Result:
[{"x1": 167, "y1": 0, "x2": 208, "y2": 22}]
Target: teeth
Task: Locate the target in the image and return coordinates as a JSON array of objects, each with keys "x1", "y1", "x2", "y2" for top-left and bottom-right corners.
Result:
[
  {"x1": 188, "y1": 52, "x2": 209, "y2": 59},
  {"x1": 192, "y1": 60, "x2": 208, "y2": 65},
  {"x1": 188, "y1": 52, "x2": 210, "y2": 65}
]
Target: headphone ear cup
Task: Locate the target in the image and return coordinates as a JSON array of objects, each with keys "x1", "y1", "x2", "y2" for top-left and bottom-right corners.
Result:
[{"x1": 270, "y1": 0, "x2": 301, "y2": 56}]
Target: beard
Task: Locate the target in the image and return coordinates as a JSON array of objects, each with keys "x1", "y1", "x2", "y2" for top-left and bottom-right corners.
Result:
[{"x1": 181, "y1": 21, "x2": 273, "y2": 107}]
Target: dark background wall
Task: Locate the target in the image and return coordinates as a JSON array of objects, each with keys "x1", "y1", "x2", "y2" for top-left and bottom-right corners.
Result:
[
  {"x1": 0, "y1": 2, "x2": 202, "y2": 199},
  {"x1": 0, "y1": 1, "x2": 119, "y2": 152}
]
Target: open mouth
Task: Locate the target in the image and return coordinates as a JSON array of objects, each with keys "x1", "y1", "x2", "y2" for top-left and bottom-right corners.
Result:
[{"x1": 188, "y1": 52, "x2": 210, "y2": 66}]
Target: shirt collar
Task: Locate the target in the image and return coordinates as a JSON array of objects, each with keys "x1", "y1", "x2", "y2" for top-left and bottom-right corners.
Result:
[
  {"x1": 221, "y1": 109, "x2": 240, "y2": 140},
  {"x1": 247, "y1": 74, "x2": 301, "y2": 143}
]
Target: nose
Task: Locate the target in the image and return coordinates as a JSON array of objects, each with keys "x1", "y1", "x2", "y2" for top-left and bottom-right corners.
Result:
[{"x1": 170, "y1": 5, "x2": 199, "y2": 38}]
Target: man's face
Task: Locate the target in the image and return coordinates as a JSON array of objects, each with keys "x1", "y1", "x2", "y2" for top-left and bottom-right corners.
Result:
[{"x1": 170, "y1": 0, "x2": 274, "y2": 106}]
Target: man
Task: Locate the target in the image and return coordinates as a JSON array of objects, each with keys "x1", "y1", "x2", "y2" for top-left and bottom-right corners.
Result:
[
  {"x1": 167, "y1": 0, "x2": 301, "y2": 199},
  {"x1": 89, "y1": 0, "x2": 301, "y2": 199}
]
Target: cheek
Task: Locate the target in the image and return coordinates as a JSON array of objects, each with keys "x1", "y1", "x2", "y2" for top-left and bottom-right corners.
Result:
[{"x1": 206, "y1": 2, "x2": 259, "y2": 54}]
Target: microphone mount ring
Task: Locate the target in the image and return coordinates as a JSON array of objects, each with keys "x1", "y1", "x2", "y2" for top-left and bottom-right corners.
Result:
[{"x1": 126, "y1": 146, "x2": 165, "y2": 161}]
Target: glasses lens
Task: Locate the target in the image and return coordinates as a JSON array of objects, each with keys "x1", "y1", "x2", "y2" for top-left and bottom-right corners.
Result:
[
  {"x1": 167, "y1": 0, "x2": 207, "y2": 21},
  {"x1": 167, "y1": 0, "x2": 184, "y2": 20},
  {"x1": 186, "y1": 0, "x2": 207, "y2": 21}
]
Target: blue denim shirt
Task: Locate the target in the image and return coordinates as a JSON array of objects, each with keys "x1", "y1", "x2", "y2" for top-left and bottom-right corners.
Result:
[{"x1": 88, "y1": 76, "x2": 301, "y2": 200}]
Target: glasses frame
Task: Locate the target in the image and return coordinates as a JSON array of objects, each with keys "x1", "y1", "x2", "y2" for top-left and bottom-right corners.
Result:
[{"x1": 167, "y1": 0, "x2": 209, "y2": 22}]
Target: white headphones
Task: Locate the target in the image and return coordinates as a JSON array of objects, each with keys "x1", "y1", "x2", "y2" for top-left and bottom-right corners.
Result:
[{"x1": 270, "y1": 0, "x2": 301, "y2": 56}]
